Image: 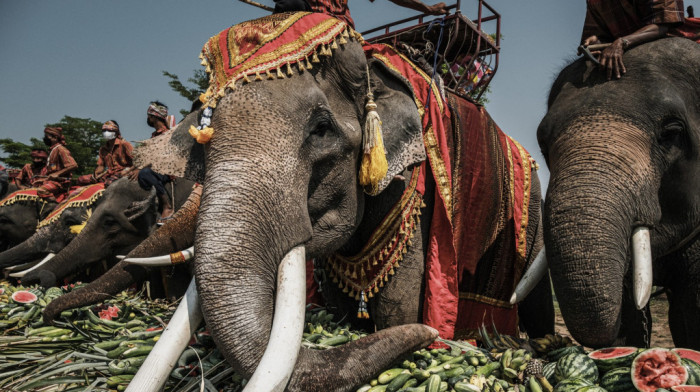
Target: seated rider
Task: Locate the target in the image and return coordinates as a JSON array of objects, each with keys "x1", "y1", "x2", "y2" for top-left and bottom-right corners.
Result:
[
  {"x1": 78, "y1": 120, "x2": 134, "y2": 186},
  {"x1": 15, "y1": 148, "x2": 48, "y2": 189},
  {"x1": 580, "y1": 0, "x2": 693, "y2": 80},
  {"x1": 128, "y1": 101, "x2": 175, "y2": 222},
  {"x1": 273, "y1": 0, "x2": 449, "y2": 29},
  {"x1": 34, "y1": 127, "x2": 78, "y2": 201}
]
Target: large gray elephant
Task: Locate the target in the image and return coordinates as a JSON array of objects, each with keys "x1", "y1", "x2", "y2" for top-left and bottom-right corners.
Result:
[
  {"x1": 0, "y1": 184, "x2": 105, "y2": 271},
  {"x1": 0, "y1": 191, "x2": 57, "y2": 249},
  {"x1": 537, "y1": 37, "x2": 700, "y2": 349},
  {"x1": 22, "y1": 176, "x2": 194, "y2": 287},
  {"x1": 133, "y1": 14, "x2": 552, "y2": 391}
]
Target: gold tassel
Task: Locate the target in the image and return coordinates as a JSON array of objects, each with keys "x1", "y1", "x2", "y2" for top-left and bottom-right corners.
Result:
[
  {"x1": 267, "y1": 70, "x2": 275, "y2": 80},
  {"x1": 286, "y1": 63, "x2": 293, "y2": 76},
  {"x1": 312, "y1": 52, "x2": 320, "y2": 63},
  {"x1": 331, "y1": 38, "x2": 338, "y2": 49},
  {"x1": 358, "y1": 66, "x2": 388, "y2": 195},
  {"x1": 242, "y1": 74, "x2": 251, "y2": 83},
  {"x1": 255, "y1": 72, "x2": 263, "y2": 81},
  {"x1": 189, "y1": 125, "x2": 214, "y2": 144},
  {"x1": 305, "y1": 56, "x2": 312, "y2": 70},
  {"x1": 339, "y1": 34, "x2": 347, "y2": 45},
  {"x1": 276, "y1": 67, "x2": 284, "y2": 79}
]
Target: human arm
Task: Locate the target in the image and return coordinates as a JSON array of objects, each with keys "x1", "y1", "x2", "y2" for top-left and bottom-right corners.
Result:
[
  {"x1": 598, "y1": 23, "x2": 670, "y2": 80},
  {"x1": 48, "y1": 147, "x2": 78, "y2": 180},
  {"x1": 385, "y1": 0, "x2": 448, "y2": 15}
]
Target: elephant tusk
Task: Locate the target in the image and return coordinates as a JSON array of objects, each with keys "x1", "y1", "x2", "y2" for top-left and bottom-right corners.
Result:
[
  {"x1": 510, "y1": 248, "x2": 547, "y2": 305},
  {"x1": 122, "y1": 246, "x2": 194, "y2": 266},
  {"x1": 8, "y1": 253, "x2": 55, "y2": 278},
  {"x1": 632, "y1": 227, "x2": 653, "y2": 310},
  {"x1": 126, "y1": 278, "x2": 202, "y2": 392},
  {"x1": 244, "y1": 245, "x2": 306, "y2": 392}
]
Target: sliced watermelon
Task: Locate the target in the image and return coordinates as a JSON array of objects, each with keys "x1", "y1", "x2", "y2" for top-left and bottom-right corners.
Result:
[
  {"x1": 682, "y1": 358, "x2": 700, "y2": 386},
  {"x1": 589, "y1": 347, "x2": 638, "y2": 374},
  {"x1": 632, "y1": 348, "x2": 688, "y2": 392},
  {"x1": 11, "y1": 290, "x2": 38, "y2": 304},
  {"x1": 675, "y1": 349, "x2": 700, "y2": 367},
  {"x1": 672, "y1": 386, "x2": 700, "y2": 392}
]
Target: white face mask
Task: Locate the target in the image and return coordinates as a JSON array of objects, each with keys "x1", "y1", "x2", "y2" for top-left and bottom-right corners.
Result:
[{"x1": 102, "y1": 131, "x2": 116, "y2": 140}]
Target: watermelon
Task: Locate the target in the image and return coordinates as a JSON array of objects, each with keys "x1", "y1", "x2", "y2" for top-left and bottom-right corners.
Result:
[
  {"x1": 599, "y1": 367, "x2": 635, "y2": 392},
  {"x1": 548, "y1": 346, "x2": 586, "y2": 362},
  {"x1": 576, "y1": 387, "x2": 607, "y2": 392},
  {"x1": 543, "y1": 362, "x2": 557, "y2": 384},
  {"x1": 675, "y1": 350, "x2": 700, "y2": 367},
  {"x1": 553, "y1": 378, "x2": 593, "y2": 392},
  {"x1": 589, "y1": 347, "x2": 638, "y2": 374},
  {"x1": 672, "y1": 386, "x2": 700, "y2": 392},
  {"x1": 11, "y1": 290, "x2": 38, "y2": 304},
  {"x1": 555, "y1": 353, "x2": 599, "y2": 384},
  {"x1": 682, "y1": 359, "x2": 700, "y2": 386},
  {"x1": 631, "y1": 348, "x2": 688, "y2": 392}
]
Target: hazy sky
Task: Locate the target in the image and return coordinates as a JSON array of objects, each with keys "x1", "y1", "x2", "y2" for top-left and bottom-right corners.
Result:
[{"x1": 1, "y1": 1, "x2": 698, "y2": 192}]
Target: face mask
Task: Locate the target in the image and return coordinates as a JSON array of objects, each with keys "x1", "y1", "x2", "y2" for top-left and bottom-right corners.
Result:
[
  {"x1": 102, "y1": 131, "x2": 116, "y2": 140},
  {"x1": 43, "y1": 136, "x2": 52, "y2": 146},
  {"x1": 146, "y1": 116, "x2": 155, "y2": 127}
]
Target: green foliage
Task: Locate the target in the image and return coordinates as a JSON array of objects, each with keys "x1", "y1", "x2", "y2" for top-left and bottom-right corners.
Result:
[
  {"x1": 162, "y1": 69, "x2": 208, "y2": 117},
  {"x1": 1, "y1": 116, "x2": 102, "y2": 175},
  {"x1": 0, "y1": 138, "x2": 45, "y2": 169}
]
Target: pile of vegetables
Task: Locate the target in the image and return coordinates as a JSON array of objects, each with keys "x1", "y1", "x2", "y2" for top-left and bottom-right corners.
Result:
[{"x1": 2, "y1": 280, "x2": 700, "y2": 392}]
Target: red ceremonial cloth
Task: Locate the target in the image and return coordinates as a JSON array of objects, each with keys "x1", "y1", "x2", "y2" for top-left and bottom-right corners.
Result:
[
  {"x1": 0, "y1": 189, "x2": 41, "y2": 207},
  {"x1": 671, "y1": 17, "x2": 700, "y2": 42},
  {"x1": 38, "y1": 183, "x2": 105, "y2": 229},
  {"x1": 363, "y1": 43, "x2": 534, "y2": 339}
]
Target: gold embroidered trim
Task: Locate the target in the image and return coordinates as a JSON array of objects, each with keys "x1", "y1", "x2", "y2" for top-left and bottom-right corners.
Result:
[
  {"x1": 0, "y1": 192, "x2": 42, "y2": 207},
  {"x1": 37, "y1": 187, "x2": 105, "y2": 229},
  {"x1": 327, "y1": 167, "x2": 425, "y2": 301},
  {"x1": 509, "y1": 137, "x2": 531, "y2": 260},
  {"x1": 458, "y1": 291, "x2": 513, "y2": 309}
]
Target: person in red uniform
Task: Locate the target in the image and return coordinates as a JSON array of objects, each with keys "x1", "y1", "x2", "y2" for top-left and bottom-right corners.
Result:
[
  {"x1": 273, "y1": 0, "x2": 449, "y2": 29},
  {"x1": 579, "y1": 0, "x2": 695, "y2": 80},
  {"x1": 78, "y1": 120, "x2": 134, "y2": 186},
  {"x1": 34, "y1": 127, "x2": 78, "y2": 201},
  {"x1": 15, "y1": 149, "x2": 48, "y2": 189}
]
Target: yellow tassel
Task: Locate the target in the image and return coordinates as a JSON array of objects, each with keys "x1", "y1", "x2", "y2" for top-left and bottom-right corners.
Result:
[
  {"x1": 331, "y1": 38, "x2": 338, "y2": 49},
  {"x1": 305, "y1": 56, "x2": 312, "y2": 70},
  {"x1": 189, "y1": 125, "x2": 214, "y2": 144},
  {"x1": 373, "y1": 286, "x2": 379, "y2": 294},
  {"x1": 312, "y1": 52, "x2": 320, "y2": 63},
  {"x1": 70, "y1": 208, "x2": 92, "y2": 234},
  {"x1": 255, "y1": 72, "x2": 263, "y2": 81},
  {"x1": 351, "y1": 266, "x2": 357, "y2": 279},
  {"x1": 276, "y1": 67, "x2": 284, "y2": 79},
  {"x1": 339, "y1": 34, "x2": 347, "y2": 45},
  {"x1": 267, "y1": 70, "x2": 275, "y2": 80},
  {"x1": 242, "y1": 74, "x2": 251, "y2": 83},
  {"x1": 286, "y1": 63, "x2": 293, "y2": 76},
  {"x1": 358, "y1": 93, "x2": 388, "y2": 195},
  {"x1": 389, "y1": 267, "x2": 395, "y2": 275}
]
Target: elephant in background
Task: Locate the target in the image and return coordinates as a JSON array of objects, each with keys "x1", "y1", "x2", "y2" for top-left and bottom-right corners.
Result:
[
  {"x1": 133, "y1": 15, "x2": 552, "y2": 391},
  {"x1": 0, "y1": 193, "x2": 57, "y2": 250},
  {"x1": 537, "y1": 37, "x2": 700, "y2": 349},
  {"x1": 0, "y1": 185, "x2": 105, "y2": 273},
  {"x1": 22, "y1": 176, "x2": 194, "y2": 288}
]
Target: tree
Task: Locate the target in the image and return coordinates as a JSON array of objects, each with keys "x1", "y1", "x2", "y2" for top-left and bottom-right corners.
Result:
[
  {"x1": 0, "y1": 116, "x2": 102, "y2": 175},
  {"x1": 162, "y1": 69, "x2": 208, "y2": 117}
]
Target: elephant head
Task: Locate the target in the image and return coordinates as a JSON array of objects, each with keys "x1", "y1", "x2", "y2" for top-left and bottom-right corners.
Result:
[
  {"x1": 0, "y1": 186, "x2": 104, "y2": 272},
  {"x1": 0, "y1": 196, "x2": 57, "y2": 248},
  {"x1": 22, "y1": 178, "x2": 159, "y2": 287},
  {"x1": 134, "y1": 14, "x2": 436, "y2": 391},
  {"x1": 537, "y1": 37, "x2": 700, "y2": 348}
]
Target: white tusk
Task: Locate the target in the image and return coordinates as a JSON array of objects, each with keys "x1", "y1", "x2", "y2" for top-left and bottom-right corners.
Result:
[
  {"x1": 632, "y1": 227, "x2": 653, "y2": 310},
  {"x1": 244, "y1": 246, "x2": 306, "y2": 392},
  {"x1": 123, "y1": 246, "x2": 194, "y2": 266},
  {"x1": 9, "y1": 253, "x2": 55, "y2": 278},
  {"x1": 126, "y1": 278, "x2": 202, "y2": 392},
  {"x1": 510, "y1": 248, "x2": 547, "y2": 305}
]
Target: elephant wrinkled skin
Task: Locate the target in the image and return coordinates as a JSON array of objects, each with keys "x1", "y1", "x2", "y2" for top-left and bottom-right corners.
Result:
[{"x1": 538, "y1": 37, "x2": 700, "y2": 349}]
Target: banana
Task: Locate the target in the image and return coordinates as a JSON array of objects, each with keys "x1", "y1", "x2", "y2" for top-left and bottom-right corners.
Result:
[
  {"x1": 536, "y1": 376, "x2": 554, "y2": 392},
  {"x1": 500, "y1": 349, "x2": 513, "y2": 368},
  {"x1": 528, "y1": 377, "x2": 543, "y2": 392},
  {"x1": 502, "y1": 367, "x2": 519, "y2": 381},
  {"x1": 509, "y1": 357, "x2": 526, "y2": 371}
]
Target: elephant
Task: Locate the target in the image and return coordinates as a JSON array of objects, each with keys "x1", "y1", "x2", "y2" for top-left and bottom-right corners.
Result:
[
  {"x1": 130, "y1": 13, "x2": 552, "y2": 391},
  {"x1": 0, "y1": 184, "x2": 105, "y2": 273},
  {"x1": 536, "y1": 37, "x2": 700, "y2": 349},
  {"x1": 21, "y1": 176, "x2": 195, "y2": 288},
  {"x1": 0, "y1": 191, "x2": 57, "y2": 250}
]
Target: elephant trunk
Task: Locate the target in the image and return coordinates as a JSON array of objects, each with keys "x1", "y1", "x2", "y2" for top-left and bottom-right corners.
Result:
[
  {"x1": 42, "y1": 185, "x2": 201, "y2": 323},
  {"x1": 0, "y1": 228, "x2": 52, "y2": 268},
  {"x1": 196, "y1": 155, "x2": 436, "y2": 391},
  {"x1": 544, "y1": 118, "x2": 656, "y2": 347}
]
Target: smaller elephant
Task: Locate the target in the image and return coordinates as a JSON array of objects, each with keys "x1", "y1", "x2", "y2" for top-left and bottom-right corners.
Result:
[
  {"x1": 0, "y1": 183, "x2": 105, "y2": 273},
  {"x1": 22, "y1": 176, "x2": 194, "y2": 287},
  {"x1": 0, "y1": 190, "x2": 57, "y2": 249}
]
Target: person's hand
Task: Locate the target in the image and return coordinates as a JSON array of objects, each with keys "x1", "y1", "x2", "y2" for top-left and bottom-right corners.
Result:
[
  {"x1": 426, "y1": 2, "x2": 448, "y2": 15},
  {"x1": 599, "y1": 38, "x2": 626, "y2": 80},
  {"x1": 578, "y1": 35, "x2": 601, "y2": 55},
  {"x1": 127, "y1": 169, "x2": 140, "y2": 181}
]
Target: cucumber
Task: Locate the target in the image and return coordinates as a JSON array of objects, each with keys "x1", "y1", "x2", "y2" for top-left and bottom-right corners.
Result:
[
  {"x1": 454, "y1": 382, "x2": 481, "y2": 392},
  {"x1": 318, "y1": 335, "x2": 350, "y2": 346},
  {"x1": 122, "y1": 344, "x2": 154, "y2": 358},
  {"x1": 386, "y1": 371, "x2": 411, "y2": 392},
  {"x1": 367, "y1": 385, "x2": 387, "y2": 392},
  {"x1": 378, "y1": 368, "x2": 406, "y2": 384},
  {"x1": 426, "y1": 374, "x2": 441, "y2": 392},
  {"x1": 95, "y1": 338, "x2": 128, "y2": 351},
  {"x1": 106, "y1": 374, "x2": 134, "y2": 387},
  {"x1": 476, "y1": 361, "x2": 501, "y2": 376}
]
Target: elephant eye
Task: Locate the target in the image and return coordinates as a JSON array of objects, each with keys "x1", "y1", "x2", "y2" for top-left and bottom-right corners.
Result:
[
  {"x1": 658, "y1": 119, "x2": 685, "y2": 147},
  {"x1": 309, "y1": 120, "x2": 334, "y2": 139}
]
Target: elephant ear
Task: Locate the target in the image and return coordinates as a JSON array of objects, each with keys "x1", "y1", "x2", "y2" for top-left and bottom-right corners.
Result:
[
  {"x1": 367, "y1": 58, "x2": 426, "y2": 195},
  {"x1": 133, "y1": 111, "x2": 206, "y2": 183}
]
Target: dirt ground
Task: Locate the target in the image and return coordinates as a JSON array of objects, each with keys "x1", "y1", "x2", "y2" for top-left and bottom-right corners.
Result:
[{"x1": 553, "y1": 292, "x2": 674, "y2": 348}]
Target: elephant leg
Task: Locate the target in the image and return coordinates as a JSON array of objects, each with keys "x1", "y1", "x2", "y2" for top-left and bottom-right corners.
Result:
[
  {"x1": 370, "y1": 226, "x2": 425, "y2": 329},
  {"x1": 517, "y1": 271, "x2": 554, "y2": 338},
  {"x1": 666, "y1": 239, "x2": 700, "y2": 350}
]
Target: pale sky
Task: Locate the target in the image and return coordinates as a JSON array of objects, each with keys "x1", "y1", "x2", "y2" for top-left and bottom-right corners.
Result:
[{"x1": 1, "y1": 1, "x2": 698, "y2": 193}]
